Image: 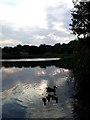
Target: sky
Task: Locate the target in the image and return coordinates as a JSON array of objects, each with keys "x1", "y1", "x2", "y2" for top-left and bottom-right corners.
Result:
[{"x1": 0, "y1": 0, "x2": 77, "y2": 47}]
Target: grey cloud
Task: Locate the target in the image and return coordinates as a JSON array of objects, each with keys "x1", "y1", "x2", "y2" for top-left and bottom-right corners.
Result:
[
  {"x1": 0, "y1": 21, "x2": 74, "y2": 47},
  {"x1": 46, "y1": 5, "x2": 71, "y2": 34},
  {"x1": 0, "y1": 2, "x2": 75, "y2": 47},
  {"x1": 1, "y1": 24, "x2": 33, "y2": 44}
]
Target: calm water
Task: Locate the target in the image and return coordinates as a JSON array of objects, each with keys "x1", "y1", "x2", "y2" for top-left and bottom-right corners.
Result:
[
  {"x1": 1, "y1": 59, "x2": 75, "y2": 119},
  {"x1": 1, "y1": 58, "x2": 60, "y2": 62}
]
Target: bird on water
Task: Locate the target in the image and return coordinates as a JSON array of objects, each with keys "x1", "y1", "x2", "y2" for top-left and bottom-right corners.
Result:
[
  {"x1": 42, "y1": 97, "x2": 47, "y2": 105},
  {"x1": 46, "y1": 86, "x2": 57, "y2": 95}
]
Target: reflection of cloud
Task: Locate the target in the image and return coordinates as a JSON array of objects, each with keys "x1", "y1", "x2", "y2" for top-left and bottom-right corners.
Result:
[
  {"x1": 2, "y1": 66, "x2": 74, "y2": 118},
  {"x1": 35, "y1": 68, "x2": 46, "y2": 76},
  {"x1": 63, "y1": 69, "x2": 69, "y2": 73},
  {"x1": 34, "y1": 80, "x2": 48, "y2": 96},
  {"x1": 55, "y1": 78, "x2": 67, "y2": 87},
  {"x1": 49, "y1": 68, "x2": 61, "y2": 76},
  {"x1": 2, "y1": 80, "x2": 48, "y2": 103},
  {"x1": 2, "y1": 67, "x2": 22, "y2": 74},
  {"x1": 36, "y1": 71, "x2": 46, "y2": 76}
]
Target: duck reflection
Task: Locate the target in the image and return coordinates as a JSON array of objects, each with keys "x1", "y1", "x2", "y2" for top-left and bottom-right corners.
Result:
[
  {"x1": 42, "y1": 94, "x2": 58, "y2": 106},
  {"x1": 47, "y1": 94, "x2": 58, "y2": 103},
  {"x1": 42, "y1": 86, "x2": 58, "y2": 106},
  {"x1": 42, "y1": 97, "x2": 47, "y2": 105},
  {"x1": 46, "y1": 86, "x2": 57, "y2": 95}
]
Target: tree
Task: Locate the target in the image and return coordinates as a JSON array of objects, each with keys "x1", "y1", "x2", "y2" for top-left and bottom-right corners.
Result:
[{"x1": 70, "y1": 0, "x2": 90, "y2": 38}]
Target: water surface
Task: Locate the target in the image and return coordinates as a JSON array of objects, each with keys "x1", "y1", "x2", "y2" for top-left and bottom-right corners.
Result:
[
  {"x1": 1, "y1": 58, "x2": 60, "y2": 62},
  {"x1": 1, "y1": 60, "x2": 74, "y2": 118}
]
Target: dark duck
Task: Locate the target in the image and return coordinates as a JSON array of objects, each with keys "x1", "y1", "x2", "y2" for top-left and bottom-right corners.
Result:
[
  {"x1": 48, "y1": 94, "x2": 58, "y2": 103},
  {"x1": 54, "y1": 96, "x2": 58, "y2": 103},
  {"x1": 42, "y1": 97, "x2": 47, "y2": 105},
  {"x1": 46, "y1": 95, "x2": 50, "y2": 102},
  {"x1": 46, "y1": 86, "x2": 57, "y2": 95}
]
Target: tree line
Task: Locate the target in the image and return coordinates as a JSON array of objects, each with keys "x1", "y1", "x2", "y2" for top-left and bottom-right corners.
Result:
[{"x1": 1, "y1": 41, "x2": 76, "y2": 59}]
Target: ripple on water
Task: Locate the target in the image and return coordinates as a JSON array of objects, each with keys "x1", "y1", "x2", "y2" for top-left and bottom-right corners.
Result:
[{"x1": 2, "y1": 67, "x2": 74, "y2": 118}]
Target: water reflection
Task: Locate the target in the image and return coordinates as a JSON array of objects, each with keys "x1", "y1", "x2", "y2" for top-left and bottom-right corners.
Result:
[
  {"x1": 2, "y1": 59, "x2": 62, "y2": 68},
  {"x1": 1, "y1": 58, "x2": 60, "y2": 62},
  {"x1": 1, "y1": 65, "x2": 74, "y2": 118},
  {"x1": 42, "y1": 86, "x2": 58, "y2": 106}
]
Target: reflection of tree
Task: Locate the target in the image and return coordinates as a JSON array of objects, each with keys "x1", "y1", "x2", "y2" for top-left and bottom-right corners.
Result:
[{"x1": 2, "y1": 60, "x2": 61, "y2": 68}]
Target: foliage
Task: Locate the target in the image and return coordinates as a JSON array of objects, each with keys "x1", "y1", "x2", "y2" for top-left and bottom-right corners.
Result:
[
  {"x1": 1, "y1": 43, "x2": 74, "y2": 59},
  {"x1": 72, "y1": 37, "x2": 90, "y2": 119},
  {"x1": 70, "y1": 1, "x2": 90, "y2": 38},
  {"x1": 70, "y1": 1, "x2": 90, "y2": 119}
]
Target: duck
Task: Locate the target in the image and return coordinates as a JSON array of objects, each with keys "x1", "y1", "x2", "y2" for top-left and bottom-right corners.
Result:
[
  {"x1": 48, "y1": 94, "x2": 54, "y2": 100},
  {"x1": 42, "y1": 97, "x2": 46, "y2": 105},
  {"x1": 46, "y1": 86, "x2": 57, "y2": 95},
  {"x1": 54, "y1": 96, "x2": 58, "y2": 103},
  {"x1": 47, "y1": 94, "x2": 58, "y2": 103},
  {"x1": 46, "y1": 95, "x2": 50, "y2": 102}
]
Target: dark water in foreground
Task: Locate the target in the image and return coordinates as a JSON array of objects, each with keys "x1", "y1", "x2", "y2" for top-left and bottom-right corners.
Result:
[{"x1": 1, "y1": 59, "x2": 75, "y2": 119}]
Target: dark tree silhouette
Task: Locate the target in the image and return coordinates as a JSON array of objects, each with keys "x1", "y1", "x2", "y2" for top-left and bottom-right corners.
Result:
[
  {"x1": 2, "y1": 42, "x2": 74, "y2": 59},
  {"x1": 70, "y1": 0, "x2": 90, "y2": 38}
]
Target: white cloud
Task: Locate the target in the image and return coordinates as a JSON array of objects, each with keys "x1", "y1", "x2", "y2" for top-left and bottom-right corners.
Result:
[
  {"x1": 0, "y1": 0, "x2": 48, "y2": 29},
  {"x1": 0, "y1": 0, "x2": 76, "y2": 47},
  {"x1": 0, "y1": 0, "x2": 73, "y2": 29},
  {"x1": 61, "y1": 0, "x2": 74, "y2": 8},
  {"x1": 34, "y1": 35, "x2": 46, "y2": 40},
  {"x1": 45, "y1": 0, "x2": 61, "y2": 7},
  {"x1": 48, "y1": 33, "x2": 59, "y2": 41},
  {"x1": 52, "y1": 21, "x2": 70, "y2": 34},
  {"x1": 47, "y1": 33, "x2": 75, "y2": 44},
  {"x1": 58, "y1": 36, "x2": 76, "y2": 44},
  {"x1": 0, "y1": 39, "x2": 22, "y2": 46}
]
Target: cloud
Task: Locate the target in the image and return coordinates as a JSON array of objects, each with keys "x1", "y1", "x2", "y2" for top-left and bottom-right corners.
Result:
[
  {"x1": 0, "y1": 39, "x2": 22, "y2": 46},
  {"x1": 0, "y1": 0, "x2": 73, "y2": 29},
  {"x1": 0, "y1": 0, "x2": 76, "y2": 47},
  {"x1": 0, "y1": 0, "x2": 48, "y2": 29},
  {"x1": 52, "y1": 21, "x2": 70, "y2": 34},
  {"x1": 0, "y1": 0, "x2": 20, "y2": 6}
]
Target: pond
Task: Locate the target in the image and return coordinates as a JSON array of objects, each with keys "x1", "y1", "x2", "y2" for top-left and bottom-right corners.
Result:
[{"x1": 1, "y1": 59, "x2": 75, "y2": 119}]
